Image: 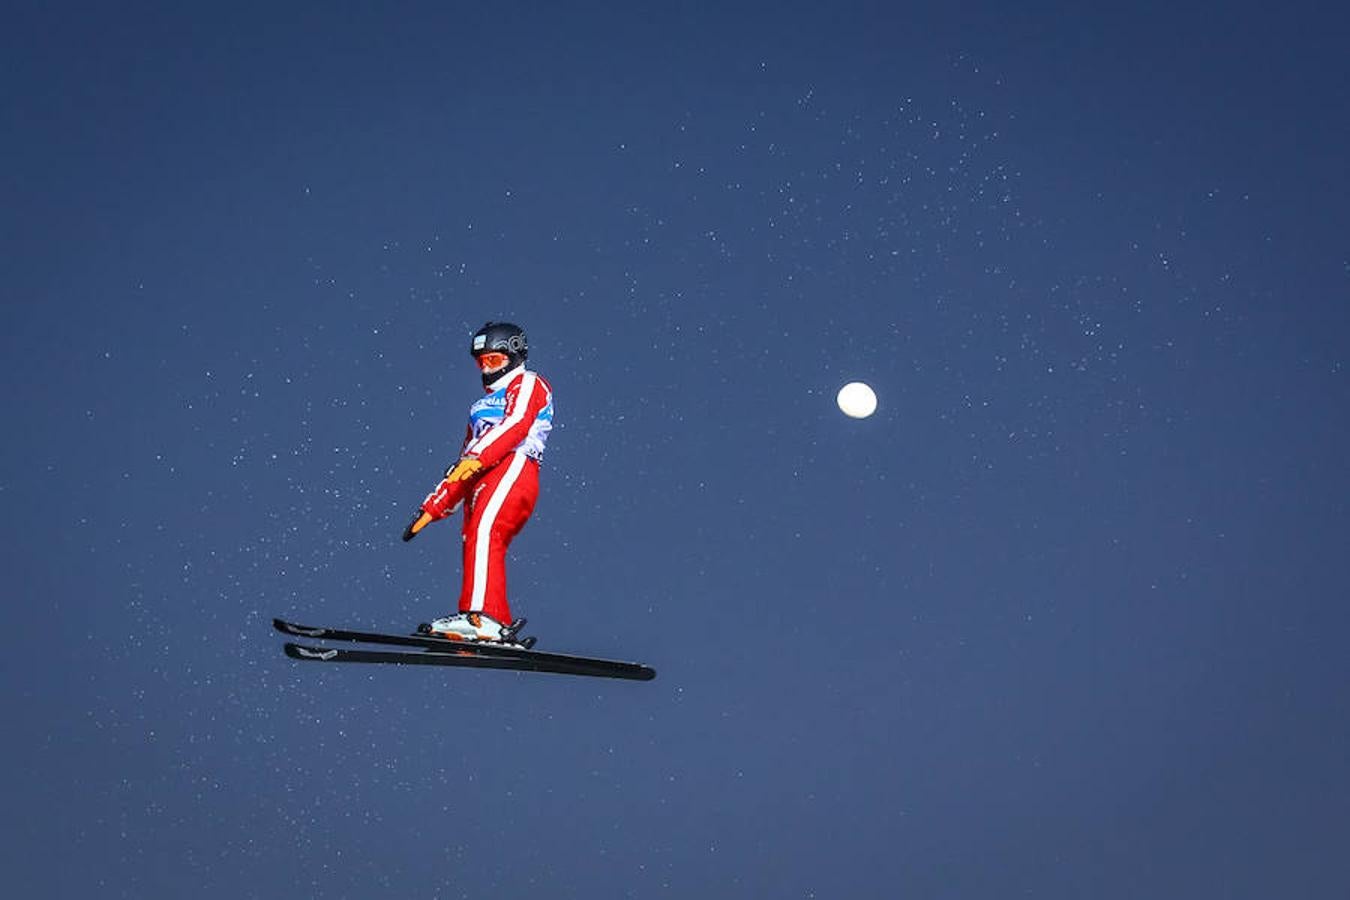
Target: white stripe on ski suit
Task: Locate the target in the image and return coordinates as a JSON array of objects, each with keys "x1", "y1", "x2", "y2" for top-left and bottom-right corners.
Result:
[
  {"x1": 469, "y1": 450, "x2": 529, "y2": 613},
  {"x1": 468, "y1": 370, "x2": 537, "y2": 460}
]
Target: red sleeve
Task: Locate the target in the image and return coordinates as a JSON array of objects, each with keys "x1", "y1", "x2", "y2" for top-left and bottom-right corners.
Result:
[{"x1": 464, "y1": 372, "x2": 548, "y2": 470}]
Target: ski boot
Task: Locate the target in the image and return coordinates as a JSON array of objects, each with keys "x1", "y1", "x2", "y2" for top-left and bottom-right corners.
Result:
[{"x1": 420, "y1": 613, "x2": 535, "y2": 648}]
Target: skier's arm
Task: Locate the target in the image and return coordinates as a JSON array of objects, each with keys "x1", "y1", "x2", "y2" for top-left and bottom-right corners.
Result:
[
  {"x1": 424, "y1": 421, "x2": 476, "y2": 512},
  {"x1": 461, "y1": 372, "x2": 548, "y2": 471},
  {"x1": 422, "y1": 475, "x2": 469, "y2": 516},
  {"x1": 402, "y1": 476, "x2": 465, "y2": 540},
  {"x1": 404, "y1": 424, "x2": 474, "y2": 541}
]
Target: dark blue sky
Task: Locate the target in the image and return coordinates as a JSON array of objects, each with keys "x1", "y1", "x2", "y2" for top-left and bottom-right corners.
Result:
[{"x1": 4, "y1": 2, "x2": 1348, "y2": 897}]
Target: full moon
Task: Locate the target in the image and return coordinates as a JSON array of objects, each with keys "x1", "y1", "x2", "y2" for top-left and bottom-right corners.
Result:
[{"x1": 836, "y1": 382, "x2": 878, "y2": 418}]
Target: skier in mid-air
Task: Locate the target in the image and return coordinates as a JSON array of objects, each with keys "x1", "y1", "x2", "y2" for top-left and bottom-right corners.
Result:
[
  {"x1": 403, "y1": 321, "x2": 554, "y2": 643},
  {"x1": 274, "y1": 319, "x2": 651, "y2": 676}
]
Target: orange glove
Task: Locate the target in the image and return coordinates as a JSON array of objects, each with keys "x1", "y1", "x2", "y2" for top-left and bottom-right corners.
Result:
[
  {"x1": 403, "y1": 510, "x2": 434, "y2": 541},
  {"x1": 445, "y1": 457, "x2": 483, "y2": 482}
]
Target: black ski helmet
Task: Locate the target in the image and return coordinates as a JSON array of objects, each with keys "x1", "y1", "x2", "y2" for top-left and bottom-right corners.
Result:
[{"x1": 470, "y1": 321, "x2": 528, "y2": 384}]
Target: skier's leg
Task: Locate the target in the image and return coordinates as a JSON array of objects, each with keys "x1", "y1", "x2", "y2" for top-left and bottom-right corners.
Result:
[{"x1": 459, "y1": 452, "x2": 539, "y2": 624}]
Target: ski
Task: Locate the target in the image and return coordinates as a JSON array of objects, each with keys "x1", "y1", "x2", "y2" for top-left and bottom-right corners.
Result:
[
  {"x1": 274, "y1": 618, "x2": 655, "y2": 681},
  {"x1": 283, "y1": 642, "x2": 654, "y2": 680},
  {"x1": 275, "y1": 617, "x2": 508, "y2": 653}
]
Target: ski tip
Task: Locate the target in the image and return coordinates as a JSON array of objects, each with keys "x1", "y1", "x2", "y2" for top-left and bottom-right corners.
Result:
[{"x1": 283, "y1": 642, "x2": 338, "y2": 661}]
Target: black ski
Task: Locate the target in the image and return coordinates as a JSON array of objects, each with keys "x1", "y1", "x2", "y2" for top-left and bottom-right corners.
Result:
[
  {"x1": 275, "y1": 618, "x2": 503, "y2": 653},
  {"x1": 283, "y1": 642, "x2": 654, "y2": 680},
  {"x1": 273, "y1": 619, "x2": 655, "y2": 681}
]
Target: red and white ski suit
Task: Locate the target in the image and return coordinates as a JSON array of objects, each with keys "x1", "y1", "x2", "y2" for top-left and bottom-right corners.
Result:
[{"x1": 423, "y1": 366, "x2": 554, "y2": 624}]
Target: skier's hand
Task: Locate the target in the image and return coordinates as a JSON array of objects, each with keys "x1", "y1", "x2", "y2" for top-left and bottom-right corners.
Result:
[
  {"x1": 445, "y1": 457, "x2": 483, "y2": 483},
  {"x1": 402, "y1": 510, "x2": 433, "y2": 542}
]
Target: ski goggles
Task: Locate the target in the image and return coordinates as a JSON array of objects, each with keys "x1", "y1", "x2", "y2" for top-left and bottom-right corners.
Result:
[{"x1": 474, "y1": 351, "x2": 511, "y2": 372}]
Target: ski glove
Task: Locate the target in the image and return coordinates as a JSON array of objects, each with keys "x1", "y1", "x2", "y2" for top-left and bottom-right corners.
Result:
[
  {"x1": 445, "y1": 457, "x2": 483, "y2": 483},
  {"x1": 402, "y1": 510, "x2": 433, "y2": 541}
]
